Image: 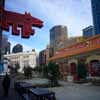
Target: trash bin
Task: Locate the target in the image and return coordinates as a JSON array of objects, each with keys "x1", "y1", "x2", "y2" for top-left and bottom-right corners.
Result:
[{"x1": 29, "y1": 88, "x2": 56, "y2": 100}]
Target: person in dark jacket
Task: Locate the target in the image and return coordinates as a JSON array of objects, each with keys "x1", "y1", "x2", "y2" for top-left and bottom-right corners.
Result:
[{"x1": 2, "y1": 73, "x2": 10, "y2": 96}]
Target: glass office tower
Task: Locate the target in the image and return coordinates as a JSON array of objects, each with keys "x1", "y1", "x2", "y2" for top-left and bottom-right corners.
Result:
[{"x1": 91, "y1": 0, "x2": 100, "y2": 34}]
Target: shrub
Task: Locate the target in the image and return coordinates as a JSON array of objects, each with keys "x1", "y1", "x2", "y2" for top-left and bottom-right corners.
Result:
[
  {"x1": 15, "y1": 63, "x2": 20, "y2": 73},
  {"x1": 47, "y1": 62, "x2": 60, "y2": 86},
  {"x1": 23, "y1": 66, "x2": 33, "y2": 79},
  {"x1": 77, "y1": 61, "x2": 87, "y2": 80}
]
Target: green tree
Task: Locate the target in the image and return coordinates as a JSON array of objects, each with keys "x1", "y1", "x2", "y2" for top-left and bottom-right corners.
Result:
[
  {"x1": 15, "y1": 63, "x2": 20, "y2": 73},
  {"x1": 33, "y1": 65, "x2": 48, "y2": 78},
  {"x1": 42, "y1": 65, "x2": 48, "y2": 77},
  {"x1": 77, "y1": 61, "x2": 87, "y2": 79},
  {"x1": 23, "y1": 66, "x2": 33, "y2": 79},
  {"x1": 48, "y1": 62, "x2": 60, "y2": 86},
  {"x1": 33, "y1": 66, "x2": 39, "y2": 72}
]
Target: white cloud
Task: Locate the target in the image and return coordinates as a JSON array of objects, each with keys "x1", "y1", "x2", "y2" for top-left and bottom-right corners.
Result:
[
  {"x1": 5, "y1": 0, "x2": 93, "y2": 52},
  {"x1": 32, "y1": 0, "x2": 93, "y2": 37},
  {"x1": 6, "y1": 0, "x2": 92, "y2": 37}
]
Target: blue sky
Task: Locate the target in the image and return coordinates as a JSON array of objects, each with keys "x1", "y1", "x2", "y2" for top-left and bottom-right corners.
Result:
[{"x1": 3, "y1": 0, "x2": 93, "y2": 53}]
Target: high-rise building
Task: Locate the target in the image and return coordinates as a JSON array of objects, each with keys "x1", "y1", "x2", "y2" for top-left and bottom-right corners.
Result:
[
  {"x1": 39, "y1": 49, "x2": 46, "y2": 66},
  {"x1": 39, "y1": 45, "x2": 50, "y2": 66},
  {"x1": 50, "y1": 25, "x2": 68, "y2": 45},
  {"x1": 83, "y1": 26, "x2": 94, "y2": 38},
  {"x1": 12, "y1": 44, "x2": 23, "y2": 53},
  {"x1": 50, "y1": 25, "x2": 68, "y2": 56},
  {"x1": 4, "y1": 42, "x2": 11, "y2": 54},
  {"x1": 0, "y1": 34, "x2": 11, "y2": 55},
  {"x1": 91, "y1": 0, "x2": 100, "y2": 34}
]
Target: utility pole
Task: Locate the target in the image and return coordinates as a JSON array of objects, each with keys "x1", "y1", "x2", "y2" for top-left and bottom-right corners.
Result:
[{"x1": 0, "y1": 0, "x2": 5, "y2": 62}]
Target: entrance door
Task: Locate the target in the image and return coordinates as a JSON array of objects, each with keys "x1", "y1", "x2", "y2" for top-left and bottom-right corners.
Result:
[
  {"x1": 70, "y1": 63, "x2": 76, "y2": 75},
  {"x1": 90, "y1": 60, "x2": 100, "y2": 76}
]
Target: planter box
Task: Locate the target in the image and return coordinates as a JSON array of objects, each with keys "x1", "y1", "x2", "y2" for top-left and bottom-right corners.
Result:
[
  {"x1": 92, "y1": 77, "x2": 100, "y2": 86},
  {"x1": 74, "y1": 79, "x2": 89, "y2": 84}
]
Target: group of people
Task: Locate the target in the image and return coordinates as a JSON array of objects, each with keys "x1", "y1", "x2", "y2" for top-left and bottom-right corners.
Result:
[{"x1": 2, "y1": 73, "x2": 11, "y2": 96}]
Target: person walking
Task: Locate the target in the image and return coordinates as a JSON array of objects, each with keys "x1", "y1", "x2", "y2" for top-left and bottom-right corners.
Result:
[{"x1": 2, "y1": 73, "x2": 10, "y2": 96}]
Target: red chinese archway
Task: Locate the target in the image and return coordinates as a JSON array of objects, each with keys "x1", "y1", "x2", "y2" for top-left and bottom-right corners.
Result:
[{"x1": 0, "y1": 7, "x2": 43, "y2": 38}]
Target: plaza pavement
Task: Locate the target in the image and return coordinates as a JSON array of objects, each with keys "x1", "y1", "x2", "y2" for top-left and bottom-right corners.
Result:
[
  {"x1": 22, "y1": 78, "x2": 100, "y2": 100},
  {"x1": 0, "y1": 76, "x2": 100, "y2": 100},
  {"x1": 50, "y1": 81, "x2": 100, "y2": 100}
]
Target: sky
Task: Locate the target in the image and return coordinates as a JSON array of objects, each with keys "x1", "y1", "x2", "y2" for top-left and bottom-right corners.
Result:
[{"x1": 3, "y1": 0, "x2": 93, "y2": 53}]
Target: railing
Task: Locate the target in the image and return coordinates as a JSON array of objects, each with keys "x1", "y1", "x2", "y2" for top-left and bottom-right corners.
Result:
[
  {"x1": 49, "y1": 35, "x2": 100, "y2": 61},
  {"x1": 14, "y1": 81, "x2": 56, "y2": 100}
]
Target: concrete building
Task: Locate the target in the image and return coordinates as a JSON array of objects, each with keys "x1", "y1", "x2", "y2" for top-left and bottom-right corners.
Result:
[
  {"x1": 12, "y1": 44, "x2": 23, "y2": 53},
  {"x1": 39, "y1": 50, "x2": 46, "y2": 66},
  {"x1": 49, "y1": 25, "x2": 84, "y2": 57},
  {"x1": 0, "y1": 34, "x2": 9, "y2": 54},
  {"x1": 4, "y1": 50, "x2": 37, "y2": 72},
  {"x1": 91, "y1": 0, "x2": 100, "y2": 34},
  {"x1": 39, "y1": 45, "x2": 50, "y2": 66},
  {"x1": 45, "y1": 45, "x2": 50, "y2": 64},
  {"x1": 57, "y1": 36, "x2": 84, "y2": 50},
  {"x1": 3, "y1": 42, "x2": 11, "y2": 54},
  {"x1": 50, "y1": 25, "x2": 68, "y2": 56},
  {"x1": 83, "y1": 26, "x2": 94, "y2": 38}
]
